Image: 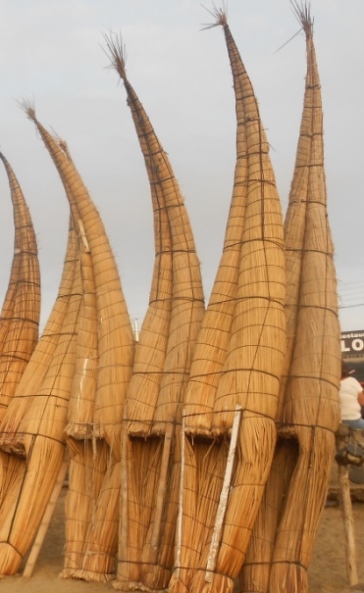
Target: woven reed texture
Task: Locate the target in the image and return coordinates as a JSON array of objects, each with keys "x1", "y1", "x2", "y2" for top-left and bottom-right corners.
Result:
[
  {"x1": 0, "y1": 152, "x2": 40, "y2": 420},
  {"x1": 0, "y1": 244, "x2": 82, "y2": 576},
  {"x1": 72, "y1": 458, "x2": 121, "y2": 581},
  {"x1": 104, "y1": 38, "x2": 205, "y2": 590},
  {"x1": 25, "y1": 107, "x2": 135, "y2": 458},
  {"x1": 0, "y1": 220, "x2": 78, "y2": 454},
  {"x1": 171, "y1": 13, "x2": 286, "y2": 593},
  {"x1": 66, "y1": 247, "x2": 98, "y2": 439},
  {"x1": 34, "y1": 134, "x2": 134, "y2": 581},
  {"x1": 269, "y1": 11, "x2": 341, "y2": 593},
  {"x1": 61, "y1": 439, "x2": 109, "y2": 578},
  {"x1": 182, "y1": 29, "x2": 248, "y2": 437},
  {"x1": 240, "y1": 8, "x2": 342, "y2": 593}
]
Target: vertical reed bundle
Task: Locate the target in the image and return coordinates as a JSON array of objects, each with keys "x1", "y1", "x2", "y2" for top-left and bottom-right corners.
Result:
[
  {"x1": 24, "y1": 106, "x2": 135, "y2": 459},
  {"x1": 0, "y1": 219, "x2": 77, "y2": 541},
  {"x1": 0, "y1": 225, "x2": 81, "y2": 575},
  {"x1": 50, "y1": 139, "x2": 103, "y2": 578},
  {"x1": 104, "y1": 36, "x2": 204, "y2": 591},
  {"x1": 0, "y1": 151, "x2": 41, "y2": 573},
  {"x1": 21, "y1": 116, "x2": 133, "y2": 581},
  {"x1": 169, "y1": 12, "x2": 249, "y2": 593},
  {"x1": 177, "y1": 11, "x2": 286, "y2": 593},
  {"x1": 267, "y1": 6, "x2": 341, "y2": 593},
  {"x1": 0, "y1": 219, "x2": 78, "y2": 452},
  {"x1": 0, "y1": 152, "x2": 40, "y2": 420}
]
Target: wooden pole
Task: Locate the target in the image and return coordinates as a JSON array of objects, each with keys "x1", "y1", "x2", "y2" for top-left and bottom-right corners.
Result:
[
  {"x1": 338, "y1": 464, "x2": 358, "y2": 586},
  {"x1": 23, "y1": 456, "x2": 69, "y2": 578},
  {"x1": 150, "y1": 424, "x2": 173, "y2": 555},
  {"x1": 205, "y1": 406, "x2": 242, "y2": 583}
]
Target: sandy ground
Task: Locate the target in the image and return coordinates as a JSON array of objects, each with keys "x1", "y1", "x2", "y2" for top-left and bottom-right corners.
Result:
[{"x1": 1, "y1": 486, "x2": 364, "y2": 593}]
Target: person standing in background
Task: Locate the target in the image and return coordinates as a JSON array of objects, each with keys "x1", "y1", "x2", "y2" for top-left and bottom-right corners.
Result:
[{"x1": 339, "y1": 362, "x2": 364, "y2": 428}]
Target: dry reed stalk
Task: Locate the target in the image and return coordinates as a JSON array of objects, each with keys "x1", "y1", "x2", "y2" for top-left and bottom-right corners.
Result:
[
  {"x1": 66, "y1": 245, "x2": 98, "y2": 439},
  {"x1": 0, "y1": 152, "x2": 40, "y2": 420},
  {"x1": 265, "y1": 6, "x2": 341, "y2": 593},
  {"x1": 240, "y1": 438, "x2": 298, "y2": 592},
  {"x1": 0, "y1": 219, "x2": 78, "y2": 453},
  {"x1": 169, "y1": 12, "x2": 249, "y2": 592},
  {"x1": 56, "y1": 140, "x2": 99, "y2": 441},
  {"x1": 0, "y1": 249, "x2": 82, "y2": 575},
  {"x1": 24, "y1": 105, "x2": 134, "y2": 458},
  {"x1": 0, "y1": 220, "x2": 77, "y2": 569},
  {"x1": 175, "y1": 12, "x2": 285, "y2": 593},
  {"x1": 105, "y1": 36, "x2": 204, "y2": 590},
  {"x1": 71, "y1": 457, "x2": 121, "y2": 581},
  {"x1": 182, "y1": 31, "x2": 248, "y2": 437},
  {"x1": 61, "y1": 439, "x2": 109, "y2": 577}
]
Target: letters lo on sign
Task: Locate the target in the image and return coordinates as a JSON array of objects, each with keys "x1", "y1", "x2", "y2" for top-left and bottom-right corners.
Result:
[{"x1": 341, "y1": 331, "x2": 364, "y2": 354}]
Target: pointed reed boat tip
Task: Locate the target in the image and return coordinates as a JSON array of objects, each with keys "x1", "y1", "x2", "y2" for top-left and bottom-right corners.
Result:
[
  {"x1": 18, "y1": 98, "x2": 38, "y2": 123},
  {"x1": 102, "y1": 31, "x2": 128, "y2": 82},
  {"x1": 200, "y1": 2, "x2": 228, "y2": 31},
  {"x1": 290, "y1": 0, "x2": 313, "y2": 38}
]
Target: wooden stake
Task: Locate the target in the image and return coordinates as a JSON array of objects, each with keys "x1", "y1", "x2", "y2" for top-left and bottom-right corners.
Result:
[
  {"x1": 175, "y1": 412, "x2": 186, "y2": 579},
  {"x1": 338, "y1": 464, "x2": 358, "y2": 586},
  {"x1": 23, "y1": 456, "x2": 69, "y2": 578},
  {"x1": 150, "y1": 424, "x2": 173, "y2": 556},
  {"x1": 205, "y1": 406, "x2": 242, "y2": 583}
]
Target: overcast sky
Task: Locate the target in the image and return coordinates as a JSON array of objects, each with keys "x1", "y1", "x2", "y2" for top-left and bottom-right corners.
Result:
[{"x1": 0, "y1": 0, "x2": 363, "y2": 333}]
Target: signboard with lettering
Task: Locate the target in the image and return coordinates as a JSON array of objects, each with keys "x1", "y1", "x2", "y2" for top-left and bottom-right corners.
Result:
[{"x1": 341, "y1": 330, "x2": 364, "y2": 356}]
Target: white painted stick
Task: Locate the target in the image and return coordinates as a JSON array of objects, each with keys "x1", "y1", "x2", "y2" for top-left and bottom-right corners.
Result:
[
  {"x1": 205, "y1": 406, "x2": 242, "y2": 583},
  {"x1": 175, "y1": 412, "x2": 186, "y2": 578}
]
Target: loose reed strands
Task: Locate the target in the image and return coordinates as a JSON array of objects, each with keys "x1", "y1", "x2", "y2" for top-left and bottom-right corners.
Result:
[
  {"x1": 181, "y1": 11, "x2": 285, "y2": 593},
  {"x1": 24, "y1": 105, "x2": 134, "y2": 457},
  {"x1": 0, "y1": 245, "x2": 81, "y2": 576},
  {"x1": 105, "y1": 36, "x2": 204, "y2": 590},
  {"x1": 0, "y1": 152, "x2": 40, "y2": 420},
  {"x1": 266, "y1": 6, "x2": 341, "y2": 593}
]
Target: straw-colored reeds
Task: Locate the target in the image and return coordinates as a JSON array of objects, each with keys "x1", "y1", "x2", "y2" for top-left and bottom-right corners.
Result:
[
  {"x1": 169, "y1": 10, "x2": 249, "y2": 592},
  {"x1": 104, "y1": 36, "x2": 205, "y2": 591},
  {"x1": 268, "y1": 6, "x2": 341, "y2": 593},
  {"x1": 240, "y1": 5, "x2": 341, "y2": 593},
  {"x1": 0, "y1": 151, "x2": 41, "y2": 577},
  {"x1": 21, "y1": 116, "x2": 134, "y2": 582},
  {"x1": 171, "y1": 10, "x2": 286, "y2": 593},
  {"x1": 0, "y1": 217, "x2": 81, "y2": 575},
  {"x1": 0, "y1": 152, "x2": 40, "y2": 420}
]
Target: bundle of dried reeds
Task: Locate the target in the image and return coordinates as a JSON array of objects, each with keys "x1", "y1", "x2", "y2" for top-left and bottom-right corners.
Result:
[
  {"x1": 0, "y1": 218, "x2": 78, "y2": 454},
  {"x1": 0, "y1": 151, "x2": 41, "y2": 570},
  {"x1": 104, "y1": 35, "x2": 205, "y2": 591},
  {"x1": 169, "y1": 11, "x2": 249, "y2": 592},
  {"x1": 21, "y1": 116, "x2": 134, "y2": 582},
  {"x1": 0, "y1": 151, "x2": 40, "y2": 419},
  {"x1": 241, "y1": 5, "x2": 342, "y2": 593},
  {"x1": 171, "y1": 10, "x2": 286, "y2": 593},
  {"x1": 0, "y1": 219, "x2": 81, "y2": 575},
  {"x1": 267, "y1": 6, "x2": 341, "y2": 593}
]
